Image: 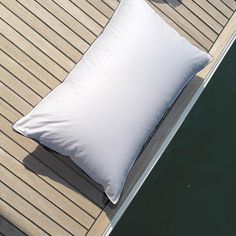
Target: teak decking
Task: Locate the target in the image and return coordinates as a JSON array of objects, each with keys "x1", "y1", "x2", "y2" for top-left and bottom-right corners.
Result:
[{"x1": 0, "y1": 0, "x2": 236, "y2": 235}]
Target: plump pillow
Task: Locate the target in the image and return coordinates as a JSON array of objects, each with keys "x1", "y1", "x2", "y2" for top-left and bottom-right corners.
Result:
[{"x1": 13, "y1": 0, "x2": 212, "y2": 203}]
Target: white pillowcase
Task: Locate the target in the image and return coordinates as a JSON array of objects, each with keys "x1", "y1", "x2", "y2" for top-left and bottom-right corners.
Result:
[{"x1": 13, "y1": 0, "x2": 212, "y2": 203}]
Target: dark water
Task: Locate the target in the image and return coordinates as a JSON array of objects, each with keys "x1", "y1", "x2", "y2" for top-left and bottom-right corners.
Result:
[{"x1": 111, "y1": 42, "x2": 236, "y2": 236}]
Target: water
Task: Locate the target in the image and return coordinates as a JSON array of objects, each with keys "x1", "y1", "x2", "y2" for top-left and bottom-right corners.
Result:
[{"x1": 111, "y1": 42, "x2": 236, "y2": 236}]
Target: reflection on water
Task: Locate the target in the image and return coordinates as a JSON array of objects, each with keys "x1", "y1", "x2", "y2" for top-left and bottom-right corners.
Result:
[{"x1": 111, "y1": 42, "x2": 236, "y2": 236}]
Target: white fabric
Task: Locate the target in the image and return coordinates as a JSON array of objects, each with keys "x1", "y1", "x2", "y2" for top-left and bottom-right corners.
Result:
[{"x1": 13, "y1": 0, "x2": 212, "y2": 203}]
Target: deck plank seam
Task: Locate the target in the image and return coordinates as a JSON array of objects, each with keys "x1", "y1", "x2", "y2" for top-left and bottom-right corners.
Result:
[
  {"x1": 0, "y1": 17, "x2": 69, "y2": 73},
  {"x1": 0, "y1": 181, "x2": 75, "y2": 236},
  {"x1": 208, "y1": 9, "x2": 235, "y2": 52},
  {"x1": 46, "y1": 0, "x2": 98, "y2": 39},
  {"x1": 1, "y1": 97, "x2": 106, "y2": 192},
  {"x1": 1, "y1": 103, "x2": 106, "y2": 198},
  {"x1": 0, "y1": 81, "x2": 37, "y2": 109},
  {"x1": 14, "y1": 0, "x2": 90, "y2": 56},
  {"x1": 192, "y1": 0, "x2": 226, "y2": 27},
  {"x1": 223, "y1": 0, "x2": 236, "y2": 11},
  {"x1": 177, "y1": 0, "x2": 223, "y2": 34},
  {"x1": 219, "y1": 0, "x2": 235, "y2": 12},
  {"x1": 0, "y1": 196, "x2": 50, "y2": 236},
  {"x1": 0, "y1": 138, "x2": 103, "y2": 220},
  {"x1": 149, "y1": 1, "x2": 210, "y2": 50},
  {"x1": 0, "y1": 18, "x2": 69, "y2": 75},
  {"x1": 17, "y1": 0, "x2": 94, "y2": 47},
  {"x1": 86, "y1": 0, "x2": 112, "y2": 19},
  {"x1": 1, "y1": 68, "x2": 41, "y2": 107},
  {"x1": 0, "y1": 98, "x2": 25, "y2": 118},
  {"x1": 206, "y1": 0, "x2": 233, "y2": 18},
  {"x1": 0, "y1": 124, "x2": 105, "y2": 209},
  {"x1": 1, "y1": 90, "x2": 103, "y2": 193},
  {"x1": 0, "y1": 34, "x2": 62, "y2": 86},
  {"x1": 101, "y1": 0, "x2": 116, "y2": 10},
  {"x1": 149, "y1": 0, "x2": 214, "y2": 49},
  {"x1": 148, "y1": 2, "x2": 204, "y2": 50},
  {"x1": 163, "y1": 0, "x2": 216, "y2": 43},
  {"x1": 1, "y1": 1, "x2": 113, "y2": 194},
  {"x1": 0, "y1": 162, "x2": 90, "y2": 231},
  {"x1": 0, "y1": 63, "x2": 44, "y2": 99},
  {"x1": 0, "y1": 142, "x2": 101, "y2": 220},
  {"x1": 0, "y1": 46, "x2": 52, "y2": 92},
  {"x1": 15, "y1": 0, "x2": 87, "y2": 56},
  {"x1": 47, "y1": 0, "x2": 96, "y2": 44},
  {"x1": 0, "y1": 2, "x2": 78, "y2": 64},
  {"x1": 0, "y1": 19, "x2": 70, "y2": 75},
  {"x1": 69, "y1": 0, "x2": 108, "y2": 27},
  {"x1": 87, "y1": 1, "x2": 112, "y2": 18}
]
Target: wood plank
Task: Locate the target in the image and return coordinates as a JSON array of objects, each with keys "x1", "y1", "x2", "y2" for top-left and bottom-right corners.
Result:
[
  {"x1": 221, "y1": 0, "x2": 236, "y2": 11},
  {"x1": 165, "y1": 0, "x2": 217, "y2": 42},
  {"x1": 1, "y1": 164, "x2": 88, "y2": 235},
  {"x1": 180, "y1": 0, "x2": 223, "y2": 33},
  {"x1": 114, "y1": 0, "x2": 212, "y2": 50},
  {"x1": 0, "y1": 66, "x2": 103, "y2": 196},
  {"x1": 151, "y1": 1, "x2": 212, "y2": 50},
  {"x1": 17, "y1": 0, "x2": 91, "y2": 52},
  {"x1": 70, "y1": 0, "x2": 108, "y2": 25},
  {"x1": 0, "y1": 20, "x2": 67, "y2": 80},
  {"x1": 0, "y1": 199, "x2": 47, "y2": 236},
  {"x1": 0, "y1": 216, "x2": 25, "y2": 236},
  {"x1": 0, "y1": 49, "x2": 50, "y2": 97},
  {"x1": 0, "y1": 109, "x2": 104, "y2": 206},
  {"x1": 0, "y1": 99, "x2": 20, "y2": 123},
  {"x1": 32, "y1": 0, "x2": 95, "y2": 46},
  {"x1": 1, "y1": 82, "x2": 32, "y2": 115},
  {"x1": 1, "y1": 99, "x2": 104, "y2": 193},
  {"x1": 114, "y1": 0, "x2": 216, "y2": 50},
  {"x1": 87, "y1": 0, "x2": 114, "y2": 18},
  {"x1": 0, "y1": 34, "x2": 59, "y2": 90},
  {"x1": 1, "y1": 91, "x2": 106, "y2": 204},
  {"x1": 45, "y1": 0, "x2": 96, "y2": 44},
  {"x1": 198, "y1": 12, "x2": 236, "y2": 78},
  {"x1": 52, "y1": 0, "x2": 102, "y2": 36},
  {"x1": 0, "y1": 3, "x2": 74, "y2": 73},
  {"x1": 1, "y1": 83, "x2": 106, "y2": 207},
  {"x1": 0, "y1": 148, "x2": 94, "y2": 230},
  {"x1": 0, "y1": 114, "x2": 106, "y2": 208},
  {"x1": 193, "y1": 0, "x2": 228, "y2": 26},
  {"x1": 148, "y1": 2, "x2": 205, "y2": 51},
  {"x1": 1, "y1": 0, "x2": 82, "y2": 63},
  {"x1": 2, "y1": 99, "x2": 106, "y2": 213},
  {"x1": 208, "y1": 0, "x2": 233, "y2": 18},
  {"x1": 0, "y1": 179, "x2": 73, "y2": 236},
  {"x1": 0, "y1": 65, "x2": 41, "y2": 107},
  {"x1": 0, "y1": 130, "x2": 103, "y2": 217},
  {"x1": 102, "y1": 0, "x2": 118, "y2": 10}
]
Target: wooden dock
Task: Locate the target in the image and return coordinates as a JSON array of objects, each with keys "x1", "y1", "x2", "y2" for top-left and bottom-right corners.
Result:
[{"x1": 1, "y1": 0, "x2": 236, "y2": 235}]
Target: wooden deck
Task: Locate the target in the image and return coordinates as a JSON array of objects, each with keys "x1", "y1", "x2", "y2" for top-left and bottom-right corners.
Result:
[{"x1": 0, "y1": 0, "x2": 235, "y2": 235}]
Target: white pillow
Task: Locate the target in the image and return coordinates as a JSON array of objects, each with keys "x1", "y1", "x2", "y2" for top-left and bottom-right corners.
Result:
[{"x1": 13, "y1": 0, "x2": 212, "y2": 203}]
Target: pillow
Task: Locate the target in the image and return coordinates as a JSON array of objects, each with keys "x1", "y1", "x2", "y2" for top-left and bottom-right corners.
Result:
[{"x1": 13, "y1": 0, "x2": 212, "y2": 204}]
